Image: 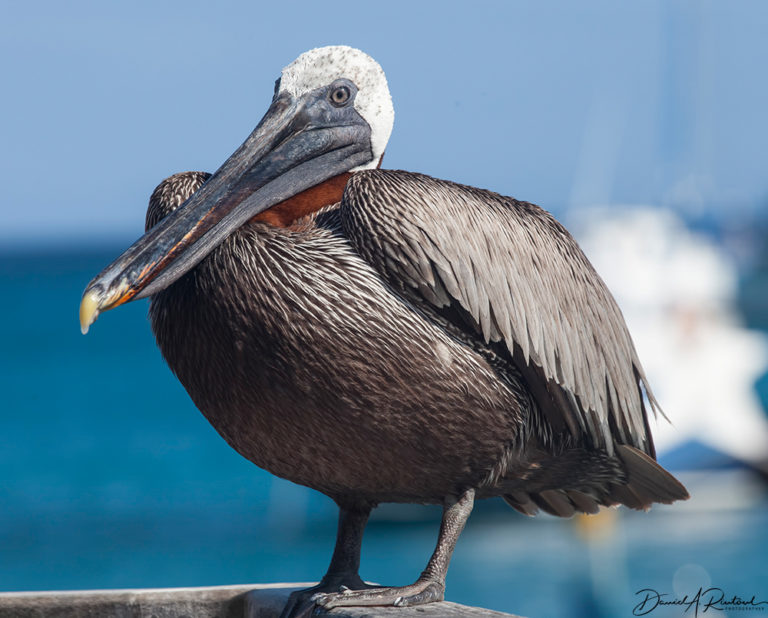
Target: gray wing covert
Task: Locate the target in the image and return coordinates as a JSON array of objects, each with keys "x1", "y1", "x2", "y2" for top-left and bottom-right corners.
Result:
[{"x1": 340, "y1": 169, "x2": 660, "y2": 456}]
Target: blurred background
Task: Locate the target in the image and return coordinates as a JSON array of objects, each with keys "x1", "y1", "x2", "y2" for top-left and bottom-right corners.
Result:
[{"x1": 1, "y1": 1, "x2": 767, "y2": 616}]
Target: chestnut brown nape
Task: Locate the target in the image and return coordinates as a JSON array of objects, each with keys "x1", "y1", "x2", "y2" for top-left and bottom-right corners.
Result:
[
  {"x1": 250, "y1": 172, "x2": 352, "y2": 228},
  {"x1": 252, "y1": 153, "x2": 383, "y2": 229}
]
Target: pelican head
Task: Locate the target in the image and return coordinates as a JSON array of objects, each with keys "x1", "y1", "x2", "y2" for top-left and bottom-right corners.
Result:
[{"x1": 80, "y1": 45, "x2": 394, "y2": 333}]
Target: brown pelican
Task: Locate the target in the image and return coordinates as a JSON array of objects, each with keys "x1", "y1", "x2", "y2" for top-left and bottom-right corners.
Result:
[{"x1": 80, "y1": 46, "x2": 688, "y2": 615}]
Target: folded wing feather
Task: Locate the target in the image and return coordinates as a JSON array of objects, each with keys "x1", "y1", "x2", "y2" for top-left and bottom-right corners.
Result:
[{"x1": 340, "y1": 169, "x2": 660, "y2": 456}]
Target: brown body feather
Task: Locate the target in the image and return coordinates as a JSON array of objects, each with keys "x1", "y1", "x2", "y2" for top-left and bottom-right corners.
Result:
[{"x1": 146, "y1": 169, "x2": 688, "y2": 515}]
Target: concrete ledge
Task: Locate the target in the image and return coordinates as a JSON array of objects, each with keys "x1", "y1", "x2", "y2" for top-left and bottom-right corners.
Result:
[{"x1": 0, "y1": 584, "x2": 521, "y2": 617}]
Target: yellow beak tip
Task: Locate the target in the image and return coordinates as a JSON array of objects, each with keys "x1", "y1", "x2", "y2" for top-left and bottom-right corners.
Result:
[{"x1": 79, "y1": 290, "x2": 101, "y2": 335}]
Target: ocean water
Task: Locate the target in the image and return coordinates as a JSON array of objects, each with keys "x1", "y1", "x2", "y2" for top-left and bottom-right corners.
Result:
[{"x1": 1, "y1": 249, "x2": 766, "y2": 618}]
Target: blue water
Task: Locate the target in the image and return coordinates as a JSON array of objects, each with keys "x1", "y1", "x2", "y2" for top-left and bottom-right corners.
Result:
[{"x1": 1, "y1": 250, "x2": 766, "y2": 617}]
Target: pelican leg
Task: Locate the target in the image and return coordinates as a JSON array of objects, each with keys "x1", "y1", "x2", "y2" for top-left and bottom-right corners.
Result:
[
  {"x1": 280, "y1": 505, "x2": 373, "y2": 618},
  {"x1": 314, "y1": 488, "x2": 475, "y2": 609}
]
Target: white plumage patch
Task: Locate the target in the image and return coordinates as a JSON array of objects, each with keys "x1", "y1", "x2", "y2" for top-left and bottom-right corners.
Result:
[{"x1": 280, "y1": 46, "x2": 394, "y2": 171}]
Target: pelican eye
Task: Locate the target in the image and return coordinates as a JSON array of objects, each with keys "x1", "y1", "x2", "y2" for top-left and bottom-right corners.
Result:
[{"x1": 330, "y1": 85, "x2": 351, "y2": 107}]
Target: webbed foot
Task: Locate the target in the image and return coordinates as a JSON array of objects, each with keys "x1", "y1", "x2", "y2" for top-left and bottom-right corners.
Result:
[
  {"x1": 279, "y1": 577, "x2": 376, "y2": 618},
  {"x1": 313, "y1": 577, "x2": 444, "y2": 609}
]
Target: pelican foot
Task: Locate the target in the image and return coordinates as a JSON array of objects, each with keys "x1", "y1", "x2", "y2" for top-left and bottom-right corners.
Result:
[
  {"x1": 313, "y1": 577, "x2": 444, "y2": 609},
  {"x1": 280, "y1": 577, "x2": 377, "y2": 618}
]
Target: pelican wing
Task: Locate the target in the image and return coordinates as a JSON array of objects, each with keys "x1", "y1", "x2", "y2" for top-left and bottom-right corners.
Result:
[{"x1": 341, "y1": 170, "x2": 659, "y2": 455}]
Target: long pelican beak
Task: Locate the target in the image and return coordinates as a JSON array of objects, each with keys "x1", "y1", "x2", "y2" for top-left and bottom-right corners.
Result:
[{"x1": 79, "y1": 86, "x2": 373, "y2": 333}]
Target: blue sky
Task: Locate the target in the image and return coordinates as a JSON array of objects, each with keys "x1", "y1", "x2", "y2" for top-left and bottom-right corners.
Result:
[{"x1": 2, "y1": 0, "x2": 767, "y2": 245}]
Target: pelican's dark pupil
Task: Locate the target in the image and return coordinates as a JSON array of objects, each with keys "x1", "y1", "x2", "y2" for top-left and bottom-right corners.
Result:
[{"x1": 331, "y1": 86, "x2": 350, "y2": 106}]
